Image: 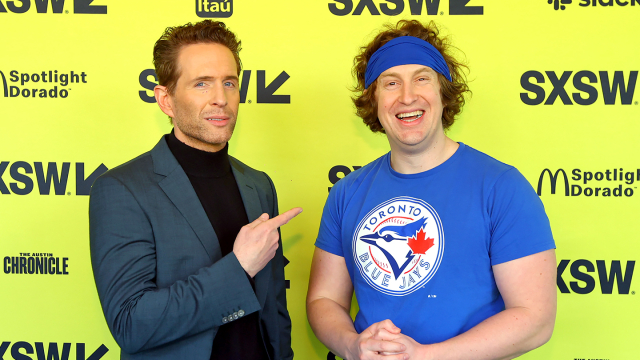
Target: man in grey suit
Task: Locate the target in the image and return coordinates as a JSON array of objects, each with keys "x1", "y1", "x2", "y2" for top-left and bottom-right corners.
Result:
[{"x1": 89, "y1": 20, "x2": 301, "y2": 360}]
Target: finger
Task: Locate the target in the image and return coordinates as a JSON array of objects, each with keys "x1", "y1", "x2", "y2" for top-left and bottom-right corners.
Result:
[
  {"x1": 372, "y1": 329, "x2": 403, "y2": 341},
  {"x1": 248, "y1": 213, "x2": 270, "y2": 228},
  {"x1": 377, "y1": 352, "x2": 407, "y2": 359},
  {"x1": 376, "y1": 319, "x2": 401, "y2": 334},
  {"x1": 266, "y1": 207, "x2": 303, "y2": 228},
  {"x1": 373, "y1": 339, "x2": 406, "y2": 354}
]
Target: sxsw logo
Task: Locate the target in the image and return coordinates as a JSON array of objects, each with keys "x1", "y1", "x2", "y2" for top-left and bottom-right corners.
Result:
[
  {"x1": 0, "y1": 0, "x2": 106, "y2": 14},
  {"x1": 0, "y1": 342, "x2": 108, "y2": 360},
  {"x1": 0, "y1": 162, "x2": 108, "y2": 196},
  {"x1": 520, "y1": 71, "x2": 638, "y2": 105},
  {"x1": 557, "y1": 260, "x2": 635, "y2": 294},
  {"x1": 328, "y1": 0, "x2": 483, "y2": 16},
  {"x1": 196, "y1": 0, "x2": 232, "y2": 17},
  {"x1": 548, "y1": 0, "x2": 640, "y2": 10},
  {"x1": 139, "y1": 69, "x2": 291, "y2": 104}
]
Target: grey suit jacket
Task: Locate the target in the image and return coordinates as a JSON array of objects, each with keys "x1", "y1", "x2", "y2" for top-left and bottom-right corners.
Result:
[{"x1": 89, "y1": 137, "x2": 293, "y2": 360}]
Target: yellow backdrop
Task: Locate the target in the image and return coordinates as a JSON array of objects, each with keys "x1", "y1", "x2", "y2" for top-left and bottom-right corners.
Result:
[{"x1": 1, "y1": 0, "x2": 638, "y2": 359}]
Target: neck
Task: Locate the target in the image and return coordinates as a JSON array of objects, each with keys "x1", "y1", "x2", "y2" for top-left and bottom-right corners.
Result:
[{"x1": 389, "y1": 136, "x2": 458, "y2": 174}]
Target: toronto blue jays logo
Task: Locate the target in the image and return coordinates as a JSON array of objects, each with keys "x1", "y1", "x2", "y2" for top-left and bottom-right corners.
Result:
[{"x1": 353, "y1": 196, "x2": 444, "y2": 296}]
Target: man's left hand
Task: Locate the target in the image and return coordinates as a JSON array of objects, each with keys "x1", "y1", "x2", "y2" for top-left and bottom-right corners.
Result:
[{"x1": 374, "y1": 329, "x2": 427, "y2": 359}]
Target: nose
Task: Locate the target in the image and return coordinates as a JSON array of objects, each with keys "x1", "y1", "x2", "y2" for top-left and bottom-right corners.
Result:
[
  {"x1": 399, "y1": 83, "x2": 418, "y2": 105},
  {"x1": 209, "y1": 82, "x2": 228, "y2": 107}
]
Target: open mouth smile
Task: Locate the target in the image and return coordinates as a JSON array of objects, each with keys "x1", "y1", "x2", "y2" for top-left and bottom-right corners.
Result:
[{"x1": 396, "y1": 110, "x2": 424, "y2": 122}]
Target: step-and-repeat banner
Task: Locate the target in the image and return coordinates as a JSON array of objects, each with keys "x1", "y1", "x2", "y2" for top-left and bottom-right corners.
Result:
[{"x1": 1, "y1": 0, "x2": 638, "y2": 359}]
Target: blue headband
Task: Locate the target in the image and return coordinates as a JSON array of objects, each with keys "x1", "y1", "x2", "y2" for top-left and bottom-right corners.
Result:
[{"x1": 364, "y1": 36, "x2": 452, "y2": 89}]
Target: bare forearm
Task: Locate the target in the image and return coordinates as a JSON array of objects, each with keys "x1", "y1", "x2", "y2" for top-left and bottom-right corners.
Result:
[
  {"x1": 422, "y1": 307, "x2": 555, "y2": 360},
  {"x1": 307, "y1": 298, "x2": 359, "y2": 359}
]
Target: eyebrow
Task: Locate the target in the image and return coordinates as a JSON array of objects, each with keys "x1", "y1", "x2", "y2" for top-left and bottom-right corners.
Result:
[
  {"x1": 379, "y1": 66, "x2": 434, "y2": 79},
  {"x1": 192, "y1": 75, "x2": 239, "y2": 83}
]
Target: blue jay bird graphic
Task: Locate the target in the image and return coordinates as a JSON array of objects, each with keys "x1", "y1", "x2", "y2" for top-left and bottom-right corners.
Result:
[{"x1": 360, "y1": 217, "x2": 428, "y2": 280}]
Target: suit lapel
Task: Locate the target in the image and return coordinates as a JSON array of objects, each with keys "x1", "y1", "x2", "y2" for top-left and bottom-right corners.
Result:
[
  {"x1": 152, "y1": 138, "x2": 222, "y2": 263},
  {"x1": 231, "y1": 157, "x2": 271, "y2": 309}
]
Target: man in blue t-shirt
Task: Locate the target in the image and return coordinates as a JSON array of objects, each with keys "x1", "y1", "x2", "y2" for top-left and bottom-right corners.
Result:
[{"x1": 307, "y1": 20, "x2": 557, "y2": 360}]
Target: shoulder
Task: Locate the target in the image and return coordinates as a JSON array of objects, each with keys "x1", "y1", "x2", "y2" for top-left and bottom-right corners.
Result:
[
  {"x1": 458, "y1": 144, "x2": 515, "y2": 178},
  {"x1": 92, "y1": 150, "x2": 156, "y2": 191},
  {"x1": 457, "y1": 143, "x2": 535, "y2": 190},
  {"x1": 91, "y1": 137, "x2": 169, "y2": 194}
]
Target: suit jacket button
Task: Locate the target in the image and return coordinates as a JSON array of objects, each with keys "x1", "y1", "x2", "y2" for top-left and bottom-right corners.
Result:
[
  {"x1": 227, "y1": 315, "x2": 234, "y2": 322},
  {"x1": 222, "y1": 317, "x2": 228, "y2": 324},
  {"x1": 238, "y1": 310, "x2": 245, "y2": 317},
  {"x1": 233, "y1": 312, "x2": 239, "y2": 320}
]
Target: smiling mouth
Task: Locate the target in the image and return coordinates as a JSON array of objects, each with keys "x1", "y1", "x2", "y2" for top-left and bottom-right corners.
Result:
[
  {"x1": 205, "y1": 117, "x2": 227, "y2": 122},
  {"x1": 396, "y1": 110, "x2": 424, "y2": 122}
]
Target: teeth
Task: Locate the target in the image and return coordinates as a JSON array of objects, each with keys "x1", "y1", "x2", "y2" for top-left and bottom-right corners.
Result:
[{"x1": 397, "y1": 110, "x2": 424, "y2": 120}]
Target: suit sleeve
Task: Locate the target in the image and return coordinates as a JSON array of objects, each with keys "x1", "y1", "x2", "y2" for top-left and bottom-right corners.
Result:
[
  {"x1": 266, "y1": 173, "x2": 294, "y2": 360},
  {"x1": 89, "y1": 174, "x2": 260, "y2": 354}
]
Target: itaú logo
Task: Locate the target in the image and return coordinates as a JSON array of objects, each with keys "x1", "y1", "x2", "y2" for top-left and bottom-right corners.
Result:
[
  {"x1": 537, "y1": 168, "x2": 638, "y2": 197},
  {"x1": 196, "y1": 0, "x2": 232, "y2": 17}
]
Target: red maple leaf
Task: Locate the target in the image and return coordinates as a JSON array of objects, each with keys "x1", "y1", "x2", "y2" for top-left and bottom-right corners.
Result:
[{"x1": 407, "y1": 228, "x2": 434, "y2": 255}]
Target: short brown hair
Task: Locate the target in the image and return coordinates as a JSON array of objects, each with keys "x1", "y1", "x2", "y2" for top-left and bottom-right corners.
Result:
[
  {"x1": 353, "y1": 20, "x2": 469, "y2": 133},
  {"x1": 153, "y1": 20, "x2": 242, "y2": 95}
]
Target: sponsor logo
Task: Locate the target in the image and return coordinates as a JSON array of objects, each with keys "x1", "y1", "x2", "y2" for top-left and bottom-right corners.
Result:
[
  {"x1": 329, "y1": 0, "x2": 483, "y2": 15},
  {"x1": 4, "y1": 253, "x2": 68, "y2": 275},
  {"x1": 520, "y1": 71, "x2": 638, "y2": 105},
  {"x1": 0, "y1": 162, "x2": 107, "y2": 196},
  {"x1": 548, "y1": 0, "x2": 640, "y2": 11},
  {"x1": 537, "y1": 168, "x2": 638, "y2": 197},
  {"x1": 139, "y1": 69, "x2": 290, "y2": 104},
  {"x1": 353, "y1": 196, "x2": 444, "y2": 296},
  {"x1": 557, "y1": 259, "x2": 635, "y2": 294},
  {"x1": 0, "y1": 342, "x2": 108, "y2": 360},
  {"x1": 328, "y1": 165, "x2": 361, "y2": 192},
  {"x1": 0, "y1": 0, "x2": 106, "y2": 14},
  {"x1": 196, "y1": 0, "x2": 232, "y2": 17},
  {"x1": 0, "y1": 70, "x2": 89, "y2": 99}
]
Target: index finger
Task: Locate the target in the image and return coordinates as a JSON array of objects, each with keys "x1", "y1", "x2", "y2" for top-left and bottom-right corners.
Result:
[{"x1": 266, "y1": 207, "x2": 303, "y2": 228}]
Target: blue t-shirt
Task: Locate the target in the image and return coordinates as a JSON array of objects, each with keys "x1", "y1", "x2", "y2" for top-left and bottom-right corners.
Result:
[{"x1": 315, "y1": 143, "x2": 555, "y2": 344}]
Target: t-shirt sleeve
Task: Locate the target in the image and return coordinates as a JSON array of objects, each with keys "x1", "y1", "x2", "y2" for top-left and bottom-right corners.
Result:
[
  {"x1": 488, "y1": 168, "x2": 556, "y2": 265},
  {"x1": 315, "y1": 183, "x2": 345, "y2": 257}
]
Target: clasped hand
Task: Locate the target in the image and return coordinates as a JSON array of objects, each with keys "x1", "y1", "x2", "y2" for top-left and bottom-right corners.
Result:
[{"x1": 348, "y1": 319, "x2": 425, "y2": 360}]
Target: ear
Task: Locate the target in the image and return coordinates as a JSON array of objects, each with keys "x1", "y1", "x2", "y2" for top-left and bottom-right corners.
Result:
[{"x1": 154, "y1": 85, "x2": 175, "y2": 119}]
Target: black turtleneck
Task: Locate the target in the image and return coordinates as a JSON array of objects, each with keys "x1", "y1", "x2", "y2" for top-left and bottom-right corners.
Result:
[{"x1": 165, "y1": 132, "x2": 270, "y2": 360}]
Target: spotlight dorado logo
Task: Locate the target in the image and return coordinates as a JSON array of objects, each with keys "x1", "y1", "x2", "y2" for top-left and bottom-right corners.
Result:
[
  {"x1": 353, "y1": 196, "x2": 444, "y2": 296},
  {"x1": 537, "y1": 168, "x2": 639, "y2": 197},
  {"x1": 0, "y1": 70, "x2": 88, "y2": 99}
]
